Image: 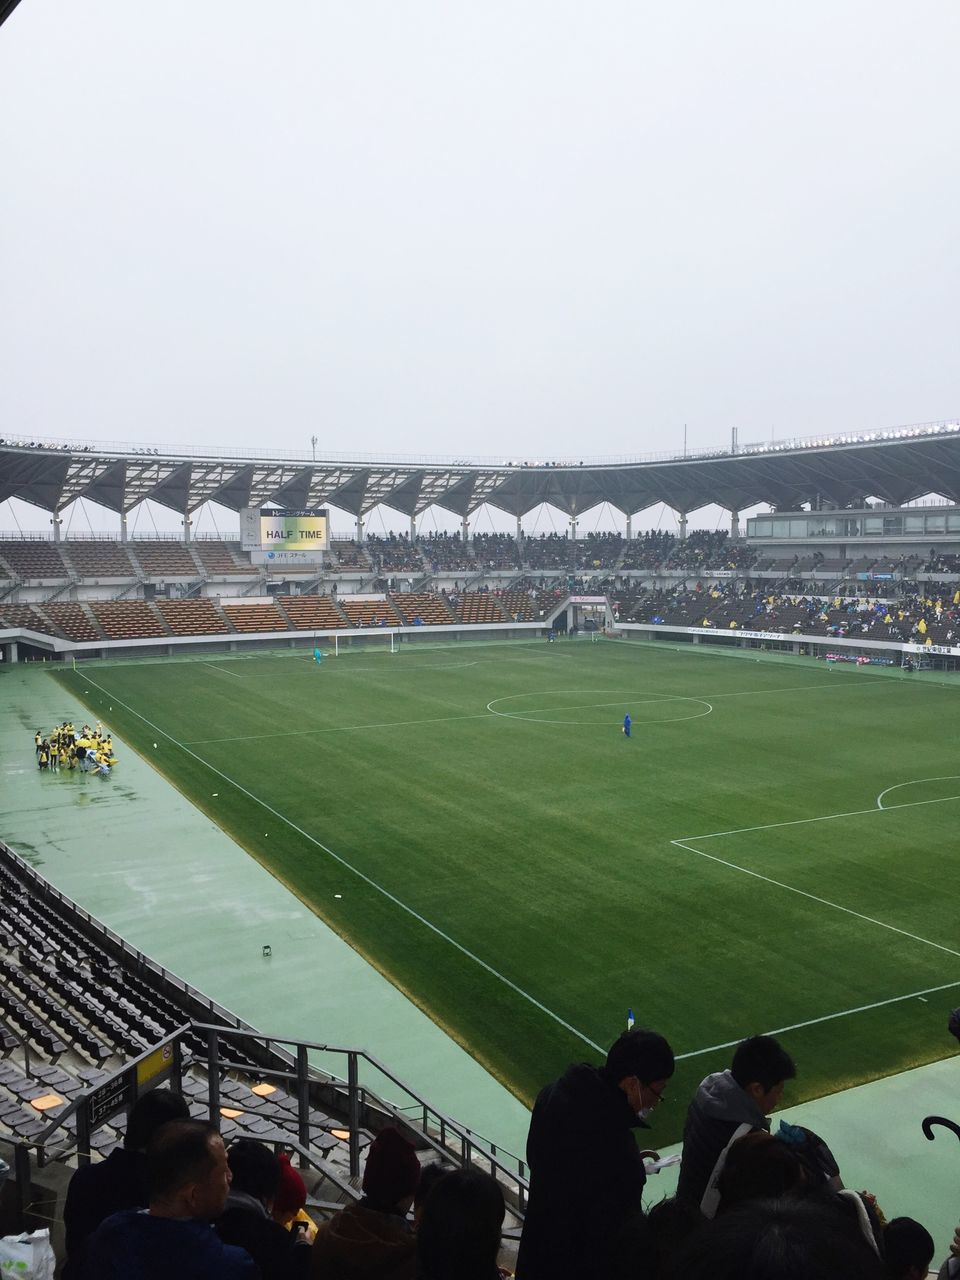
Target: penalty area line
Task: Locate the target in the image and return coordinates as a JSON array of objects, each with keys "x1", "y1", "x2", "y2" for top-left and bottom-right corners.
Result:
[
  {"x1": 69, "y1": 668, "x2": 604, "y2": 1056},
  {"x1": 676, "y1": 976, "x2": 960, "y2": 1061}
]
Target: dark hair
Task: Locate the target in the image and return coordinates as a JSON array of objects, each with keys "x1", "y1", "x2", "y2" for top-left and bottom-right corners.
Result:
[
  {"x1": 605, "y1": 1028, "x2": 675, "y2": 1085},
  {"x1": 731, "y1": 1036, "x2": 796, "y2": 1092},
  {"x1": 227, "y1": 1140, "x2": 281, "y2": 1203},
  {"x1": 716, "y1": 1133, "x2": 806, "y2": 1210},
  {"x1": 883, "y1": 1217, "x2": 934, "y2": 1279},
  {"x1": 124, "y1": 1088, "x2": 190, "y2": 1151},
  {"x1": 417, "y1": 1168, "x2": 505, "y2": 1280},
  {"x1": 667, "y1": 1198, "x2": 886, "y2": 1280},
  {"x1": 146, "y1": 1120, "x2": 221, "y2": 1201},
  {"x1": 415, "y1": 1159, "x2": 455, "y2": 1211}
]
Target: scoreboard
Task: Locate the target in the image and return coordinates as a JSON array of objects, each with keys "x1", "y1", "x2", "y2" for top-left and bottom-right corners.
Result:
[{"x1": 239, "y1": 508, "x2": 329, "y2": 561}]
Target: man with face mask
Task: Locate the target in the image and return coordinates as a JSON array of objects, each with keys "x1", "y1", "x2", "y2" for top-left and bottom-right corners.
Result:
[{"x1": 516, "y1": 1027, "x2": 674, "y2": 1280}]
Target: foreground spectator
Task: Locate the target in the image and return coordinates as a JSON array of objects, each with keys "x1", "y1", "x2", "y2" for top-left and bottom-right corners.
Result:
[
  {"x1": 310, "y1": 1126, "x2": 420, "y2": 1279},
  {"x1": 667, "y1": 1198, "x2": 886, "y2": 1280},
  {"x1": 271, "y1": 1152, "x2": 309, "y2": 1233},
  {"x1": 63, "y1": 1087, "x2": 190, "y2": 1276},
  {"x1": 216, "y1": 1140, "x2": 311, "y2": 1278},
  {"x1": 516, "y1": 1027, "x2": 675, "y2": 1280},
  {"x1": 677, "y1": 1034, "x2": 796, "y2": 1213},
  {"x1": 85, "y1": 1119, "x2": 256, "y2": 1279},
  {"x1": 883, "y1": 1217, "x2": 935, "y2": 1280},
  {"x1": 417, "y1": 1167, "x2": 505, "y2": 1280}
]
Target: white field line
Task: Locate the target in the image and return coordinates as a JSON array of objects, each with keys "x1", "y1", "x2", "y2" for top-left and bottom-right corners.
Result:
[
  {"x1": 671, "y1": 787, "x2": 960, "y2": 962},
  {"x1": 676, "y1": 977, "x2": 960, "y2": 1061},
  {"x1": 183, "y1": 711, "x2": 496, "y2": 746},
  {"x1": 71, "y1": 669, "x2": 604, "y2": 1055},
  {"x1": 201, "y1": 661, "x2": 242, "y2": 678},
  {"x1": 876, "y1": 776, "x2": 960, "y2": 809}
]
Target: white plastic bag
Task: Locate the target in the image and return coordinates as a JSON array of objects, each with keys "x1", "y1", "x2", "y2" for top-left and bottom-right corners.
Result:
[{"x1": 0, "y1": 1228, "x2": 56, "y2": 1280}]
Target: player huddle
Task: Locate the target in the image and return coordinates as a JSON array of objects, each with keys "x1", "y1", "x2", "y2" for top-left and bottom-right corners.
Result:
[{"x1": 34, "y1": 720, "x2": 119, "y2": 776}]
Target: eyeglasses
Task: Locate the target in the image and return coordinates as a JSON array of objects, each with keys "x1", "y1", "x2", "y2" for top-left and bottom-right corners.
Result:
[{"x1": 643, "y1": 1081, "x2": 668, "y2": 1103}]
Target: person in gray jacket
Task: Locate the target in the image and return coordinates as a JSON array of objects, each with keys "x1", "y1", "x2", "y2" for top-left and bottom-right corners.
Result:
[{"x1": 677, "y1": 1035, "x2": 796, "y2": 1214}]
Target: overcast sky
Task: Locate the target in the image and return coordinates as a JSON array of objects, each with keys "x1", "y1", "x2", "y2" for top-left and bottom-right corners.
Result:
[{"x1": 1, "y1": 1, "x2": 958, "y2": 534}]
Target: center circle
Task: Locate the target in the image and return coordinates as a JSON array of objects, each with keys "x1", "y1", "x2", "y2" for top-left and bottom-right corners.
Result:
[{"x1": 485, "y1": 688, "x2": 713, "y2": 726}]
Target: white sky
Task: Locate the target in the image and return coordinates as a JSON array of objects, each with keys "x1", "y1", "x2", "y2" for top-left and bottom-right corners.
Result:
[{"x1": 1, "y1": 1, "x2": 958, "y2": 536}]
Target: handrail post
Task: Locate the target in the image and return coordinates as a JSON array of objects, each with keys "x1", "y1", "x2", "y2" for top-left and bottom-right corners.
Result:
[
  {"x1": 13, "y1": 1143, "x2": 31, "y2": 1231},
  {"x1": 347, "y1": 1052, "x2": 361, "y2": 1178},
  {"x1": 206, "y1": 1028, "x2": 220, "y2": 1119},
  {"x1": 296, "y1": 1045, "x2": 311, "y2": 1161},
  {"x1": 76, "y1": 1094, "x2": 91, "y2": 1165}
]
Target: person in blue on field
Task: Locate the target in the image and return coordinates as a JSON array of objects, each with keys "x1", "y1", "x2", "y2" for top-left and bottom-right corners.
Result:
[
  {"x1": 313, "y1": 646, "x2": 323, "y2": 664},
  {"x1": 623, "y1": 713, "x2": 631, "y2": 738}
]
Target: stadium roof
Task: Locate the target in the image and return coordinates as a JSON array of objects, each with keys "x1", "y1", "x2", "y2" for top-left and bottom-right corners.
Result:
[{"x1": 1, "y1": 421, "x2": 960, "y2": 520}]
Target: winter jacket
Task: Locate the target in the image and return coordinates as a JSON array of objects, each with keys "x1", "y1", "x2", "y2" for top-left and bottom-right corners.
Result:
[
  {"x1": 677, "y1": 1069, "x2": 768, "y2": 1208},
  {"x1": 63, "y1": 1148, "x2": 149, "y2": 1277},
  {"x1": 516, "y1": 1063, "x2": 647, "y2": 1280},
  {"x1": 85, "y1": 1208, "x2": 259, "y2": 1279},
  {"x1": 217, "y1": 1190, "x2": 311, "y2": 1279},
  {"x1": 310, "y1": 1200, "x2": 417, "y2": 1280}
]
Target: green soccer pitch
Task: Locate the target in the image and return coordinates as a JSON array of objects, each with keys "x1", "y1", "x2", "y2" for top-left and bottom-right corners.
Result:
[{"x1": 54, "y1": 637, "x2": 960, "y2": 1142}]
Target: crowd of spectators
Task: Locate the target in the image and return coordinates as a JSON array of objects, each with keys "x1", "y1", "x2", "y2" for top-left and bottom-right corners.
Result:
[{"x1": 623, "y1": 582, "x2": 960, "y2": 647}]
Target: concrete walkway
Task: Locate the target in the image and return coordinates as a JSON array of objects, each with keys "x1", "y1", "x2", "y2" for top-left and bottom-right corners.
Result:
[{"x1": 0, "y1": 665, "x2": 531, "y2": 1156}]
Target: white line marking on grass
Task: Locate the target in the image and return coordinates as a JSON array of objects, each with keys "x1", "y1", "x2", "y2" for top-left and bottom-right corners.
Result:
[
  {"x1": 184, "y1": 711, "x2": 496, "y2": 746},
  {"x1": 486, "y1": 691, "x2": 714, "y2": 727},
  {"x1": 201, "y1": 662, "x2": 242, "y2": 678},
  {"x1": 671, "y1": 817, "x2": 960, "y2": 962},
  {"x1": 876, "y1": 776, "x2": 960, "y2": 809},
  {"x1": 676, "y1": 977, "x2": 960, "y2": 1061},
  {"x1": 71, "y1": 669, "x2": 604, "y2": 1055}
]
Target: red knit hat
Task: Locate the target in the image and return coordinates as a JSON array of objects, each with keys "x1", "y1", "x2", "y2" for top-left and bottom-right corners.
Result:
[
  {"x1": 362, "y1": 1127, "x2": 421, "y2": 1205},
  {"x1": 273, "y1": 1152, "x2": 307, "y2": 1218}
]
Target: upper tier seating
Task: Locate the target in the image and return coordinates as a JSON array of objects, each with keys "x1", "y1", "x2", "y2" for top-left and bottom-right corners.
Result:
[
  {"x1": 331, "y1": 540, "x2": 372, "y2": 570},
  {"x1": 42, "y1": 603, "x2": 101, "y2": 642},
  {"x1": 221, "y1": 602, "x2": 289, "y2": 632},
  {"x1": 420, "y1": 533, "x2": 475, "y2": 572},
  {"x1": 156, "y1": 599, "x2": 229, "y2": 636},
  {"x1": 0, "y1": 540, "x2": 70, "y2": 579},
  {"x1": 471, "y1": 533, "x2": 521, "y2": 570},
  {"x1": 90, "y1": 601, "x2": 167, "y2": 640},
  {"x1": 524, "y1": 534, "x2": 571, "y2": 569},
  {"x1": 452, "y1": 592, "x2": 508, "y2": 624},
  {"x1": 278, "y1": 595, "x2": 348, "y2": 629},
  {"x1": 340, "y1": 597, "x2": 403, "y2": 627},
  {"x1": 390, "y1": 593, "x2": 457, "y2": 624},
  {"x1": 192, "y1": 540, "x2": 253, "y2": 575},
  {"x1": 365, "y1": 536, "x2": 423, "y2": 573},
  {"x1": 63, "y1": 541, "x2": 138, "y2": 578},
  {"x1": 132, "y1": 541, "x2": 199, "y2": 577},
  {"x1": 575, "y1": 534, "x2": 623, "y2": 569}
]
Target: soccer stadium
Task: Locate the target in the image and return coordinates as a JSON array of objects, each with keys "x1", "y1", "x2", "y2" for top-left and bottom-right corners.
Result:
[{"x1": 3, "y1": 424, "x2": 960, "y2": 1270}]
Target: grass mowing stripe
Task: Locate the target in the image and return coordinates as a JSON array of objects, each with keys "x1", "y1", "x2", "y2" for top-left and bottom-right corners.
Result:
[
  {"x1": 70, "y1": 666, "x2": 605, "y2": 1056},
  {"x1": 670, "y1": 831, "x2": 960, "y2": 961},
  {"x1": 676, "y1": 977, "x2": 960, "y2": 1060},
  {"x1": 183, "y1": 711, "x2": 497, "y2": 745}
]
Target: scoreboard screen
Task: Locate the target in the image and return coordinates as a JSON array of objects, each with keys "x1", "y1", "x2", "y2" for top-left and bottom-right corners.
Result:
[{"x1": 240, "y1": 508, "x2": 329, "y2": 554}]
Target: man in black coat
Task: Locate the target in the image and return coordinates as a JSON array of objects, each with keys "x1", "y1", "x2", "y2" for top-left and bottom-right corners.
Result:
[
  {"x1": 516, "y1": 1027, "x2": 675, "y2": 1280},
  {"x1": 215, "y1": 1140, "x2": 311, "y2": 1279}
]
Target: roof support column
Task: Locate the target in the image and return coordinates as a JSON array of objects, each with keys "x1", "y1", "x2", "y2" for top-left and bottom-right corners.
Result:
[
  {"x1": 570, "y1": 517, "x2": 578, "y2": 540},
  {"x1": 355, "y1": 514, "x2": 364, "y2": 543},
  {"x1": 182, "y1": 514, "x2": 192, "y2": 542},
  {"x1": 678, "y1": 511, "x2": 687, "y2": 541},
  {"x1": 625, "y1": 515, "x2": 633, "y2": 540},
  {"x1": 730, "y1": 509, "x2": 740, "y2": 541},
  {"x1": 516, "y1": 516, "x2": 523, "y2": 542},
  {"x1": 120, "y1": 513, "x2": 128, "y2": 543},
  {"x1": 409, "y1": 515, "x2": 417, "y2": 542},
  {"x1": 461, "y1": 514, "x2": 470, "y2": 542},
  {"x1": 51, "y1": 512, "x2": 62, "y2": 543}
]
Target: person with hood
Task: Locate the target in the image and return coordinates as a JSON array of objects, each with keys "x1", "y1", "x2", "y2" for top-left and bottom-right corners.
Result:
[
  {"x1": 84, "y1": 1119, "x2": 257, "y2": 1279},
  {"x1": 216, "y1": 1140, "x2": 311, "y2": 1279},
  {"x1": 677, "y1": 1034, "x2": 796, "y2": 1215},
  {"x1": 516, "y1": 1026, "x2": 675, "y2": 1280},
  {"x1": 310, "y1": 1125, "x2": 420, "y2": 1279}
]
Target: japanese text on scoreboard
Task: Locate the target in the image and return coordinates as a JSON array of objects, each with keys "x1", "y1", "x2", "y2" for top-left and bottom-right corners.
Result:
[{"x1": 257, "y1": 509, "x2": 329, "y2": 552}]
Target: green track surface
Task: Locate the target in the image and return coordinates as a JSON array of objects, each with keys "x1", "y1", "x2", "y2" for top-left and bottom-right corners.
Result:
[{"x1": 52, "y1": 637, "x2": 960, "y2": 1143}]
